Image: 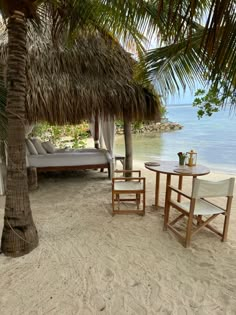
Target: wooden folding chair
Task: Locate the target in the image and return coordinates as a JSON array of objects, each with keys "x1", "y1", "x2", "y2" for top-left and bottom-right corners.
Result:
[
  {"x1": 164, "y1": 177, "x2": 235, "y2": 247},
  {"x1": 112, "y1": 170, "x2": 146, "y2": 216}
]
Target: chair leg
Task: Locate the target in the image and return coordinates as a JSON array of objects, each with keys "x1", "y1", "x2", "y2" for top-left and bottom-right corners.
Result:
[
  {"x1": 136, "y1": 193, "x2": 140, "y2": 210},
  {"x1": 117, "y1": 194, "x2": 120, "y2": 210},
  {"x1": 185, "y1": 212, "x2": 194, "y2": 248},
  {"x1": 197, "y1": 215, "x2": 202, "y2": 226},
  {"x1": 163, "y1": 202, "x2": 170, "y2": 231},
  {"x1": 222, "y1": 197, "x2": 233, "y2": 242},
  {"x1": 112, "y1": 190, "x2": 115, "y2": 216},
  {"x1": 164, "y1": 186, "x2": 172, "y2": 231},
  {"x1": 222, "y1": 217, "x2": 229, "y2": 242},
  {"x1": 143, "y1": 191, "x2": 145, "y2": 215}
]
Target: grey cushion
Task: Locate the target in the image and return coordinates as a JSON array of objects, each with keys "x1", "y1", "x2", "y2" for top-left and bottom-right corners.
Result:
[
  {"x1": 42, "y1": 141, "x2": 56, "y2": 154},
  {"x1": 25, "y1": 139, "x2": 38, "y2": 155},
  {"x1": 31, "y1": 138, "x2": 47, "y2": 155}
]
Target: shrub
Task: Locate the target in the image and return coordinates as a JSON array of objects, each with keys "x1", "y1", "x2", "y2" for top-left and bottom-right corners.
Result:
[{"x1": 32, "y1": 122, "x2": 90, "y2": 149}]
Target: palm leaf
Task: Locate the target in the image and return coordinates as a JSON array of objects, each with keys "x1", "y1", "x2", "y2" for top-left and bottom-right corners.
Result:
[
  {"x1": 153, "y1": 0, "x2": 236, "y2": 92},
  {"x1": 137, "y1": 25, "x2": 208, "y2": 97}
]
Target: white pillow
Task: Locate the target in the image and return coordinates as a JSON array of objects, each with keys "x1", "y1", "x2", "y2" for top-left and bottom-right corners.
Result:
[
  {"x1": 31, "y1": 138, "x2": 47, "y2": 155},
  {"x1": 42, "y1": 141, "x2": 56, "y2": 154},
  {"x1": 25, "y1": 139, "x2": 38, "y2": 155}
]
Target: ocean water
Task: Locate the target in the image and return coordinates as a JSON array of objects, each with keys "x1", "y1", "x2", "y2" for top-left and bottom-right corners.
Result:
[{"x1": 115, "y1": 104, "x2": 236, "y2": 174}]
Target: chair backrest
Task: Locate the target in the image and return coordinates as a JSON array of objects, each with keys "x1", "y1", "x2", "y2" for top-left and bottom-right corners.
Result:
[
  {"x1": 192, "y1": 178, "x2": 235, "y2": 199},
  {"x1": 113, "y1": 170, "x2": 141, "y2": 178}
]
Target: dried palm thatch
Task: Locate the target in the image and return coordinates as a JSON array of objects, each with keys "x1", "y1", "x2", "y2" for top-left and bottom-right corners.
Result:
[{"x1": 0, "y1": 22, "x2": 161, "y2": 125}]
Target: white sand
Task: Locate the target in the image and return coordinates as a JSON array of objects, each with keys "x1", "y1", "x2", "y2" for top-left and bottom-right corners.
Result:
[{"x1": 0, "y1": 161, "x2": 235, "y2": 315}]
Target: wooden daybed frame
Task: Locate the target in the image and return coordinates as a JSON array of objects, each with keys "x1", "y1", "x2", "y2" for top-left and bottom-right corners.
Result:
[
  {"x1": 36, "y1": 163, "x2": 111, "y2": 178},
  {"x1": 27, "y1": 148, "x2": 112, "y2": 189}
]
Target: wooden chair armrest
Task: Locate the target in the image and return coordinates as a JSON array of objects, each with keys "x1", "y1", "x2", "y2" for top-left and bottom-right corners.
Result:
[
  {"x1": 114, "y1": 169, "x2": 140, "y2": 173},
  {"x1": 168, "y1": 185, "x2": 191, "y2": 199},
  {"x1": 113, "y1": 177, "x2": 145, "y2": 182}
]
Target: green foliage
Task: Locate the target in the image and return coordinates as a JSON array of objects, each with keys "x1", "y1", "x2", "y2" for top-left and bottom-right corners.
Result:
[
  {"x1": 132, "y1": 121, "x2": 143, "y2": 130},
  {"x1": 193, "y1": 81, "x2": 236, "y2": 118},
  {"x1": 115, "y1": 120, "x2": 123, "y2": 129},
  {"x1": 32, "y1": 122, "x2": 90, "y2": 149},
  {"x1": 160, "y1": 103, "x2": 167, "y2": 118}
]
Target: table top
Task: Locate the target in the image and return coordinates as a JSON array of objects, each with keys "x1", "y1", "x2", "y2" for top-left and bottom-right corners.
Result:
[{"x1": 145, "y1": 160, "x2": 210, "y2": 177}]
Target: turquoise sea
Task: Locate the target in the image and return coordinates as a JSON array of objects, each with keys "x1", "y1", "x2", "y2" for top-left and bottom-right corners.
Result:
[{"x1": 115, "y1": 104, "x2": 236, "y2": 174}]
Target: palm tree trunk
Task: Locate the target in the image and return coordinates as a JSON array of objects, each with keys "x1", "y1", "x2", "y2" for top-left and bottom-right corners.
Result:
[{"x1": 1, "y1": 11, "x2": 38, "y2": 257}]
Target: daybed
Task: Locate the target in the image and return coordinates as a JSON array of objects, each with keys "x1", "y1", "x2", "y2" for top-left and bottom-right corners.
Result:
[{"x1": 26, "y1": 139, "x2": 112, "y2": 179}]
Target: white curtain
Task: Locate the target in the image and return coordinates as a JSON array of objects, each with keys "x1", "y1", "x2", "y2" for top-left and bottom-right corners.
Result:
[
  {"x1": 100, "y1": 117, "x2": 115, "y2": 158},
  {"x1": 25, "y1": 124, "x2": 34, "y2": 137},
  {"x1": 89, "y1": 119, "x2": 105, "y2": 149},
  {"x1": 89, "y1": 116, "x2": 115, "y2": 157},
  {"x1": 25, "y1": 123, "x2": 34, "y2": 169}
]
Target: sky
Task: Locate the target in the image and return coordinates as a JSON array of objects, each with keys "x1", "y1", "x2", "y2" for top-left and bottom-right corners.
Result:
[{"x1": 166, "y1": 88, "x2": 196, "y2": 106}]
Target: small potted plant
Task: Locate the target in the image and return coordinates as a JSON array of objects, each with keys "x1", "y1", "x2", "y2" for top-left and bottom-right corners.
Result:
[{"x1": 177, "y1": 152, "x2": 187, "y2": 166}]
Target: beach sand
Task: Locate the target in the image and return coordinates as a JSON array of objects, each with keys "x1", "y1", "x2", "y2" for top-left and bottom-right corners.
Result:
[{"x1": 0, "y1": 161, "x2": 235, "y2": 314}]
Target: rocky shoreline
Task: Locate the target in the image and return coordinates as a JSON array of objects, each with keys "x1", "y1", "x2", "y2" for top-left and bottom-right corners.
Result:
[{"x1": 116, "y1": 121, "x2": 183, "y2": 134}]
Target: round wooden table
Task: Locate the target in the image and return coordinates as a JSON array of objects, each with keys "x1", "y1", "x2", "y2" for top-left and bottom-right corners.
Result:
[{"x1": 145, "y1": 160, "x2": 210, "y2": 208}]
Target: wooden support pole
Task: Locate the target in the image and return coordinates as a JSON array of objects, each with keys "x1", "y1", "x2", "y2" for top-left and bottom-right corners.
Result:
[
  {"x1": 94, "y1": 113, "x2": 99, "y2": 149},
  {"x1": 123, "y1": 118, "x2": 133, "y2": 173}
]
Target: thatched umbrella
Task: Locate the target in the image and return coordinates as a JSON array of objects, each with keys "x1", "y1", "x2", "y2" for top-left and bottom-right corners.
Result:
[
  {"x1": 0, "y1": 26, "x2": 160, "y2": 123},
  {"x1": 0, "y1": 24, "x2": 161, "y2": 169}
]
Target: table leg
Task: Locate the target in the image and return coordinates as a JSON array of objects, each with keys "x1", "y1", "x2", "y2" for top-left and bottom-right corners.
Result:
[
  {"x1": 164, "y1": 174, "x2": 171, "y2": 226},
  {"x1": 177, "y1": 175, "x2": 183, "y2": 202},
  {"x1": 155, "y1": 172, "x2": 160, "y2": 207}
]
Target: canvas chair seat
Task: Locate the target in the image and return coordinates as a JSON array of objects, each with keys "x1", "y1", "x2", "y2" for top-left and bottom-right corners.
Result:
[
  {"x1": 171, "y1": 199, "x2": 225, "y2": 216},
  {"x1": 114, "y1": 181, "x2": 144, "y2": 191}
]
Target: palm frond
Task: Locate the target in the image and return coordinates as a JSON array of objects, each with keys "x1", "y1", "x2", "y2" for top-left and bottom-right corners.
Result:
[
  {"x1": 137, "y1": 25, "x2": 208, "y2": 97},
  {"x1": 48, "y1": 0, "x2": 162, "y2": 53},
  {"x1": 154, "y1": 0, "x2": 236, "y2": 92}
]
